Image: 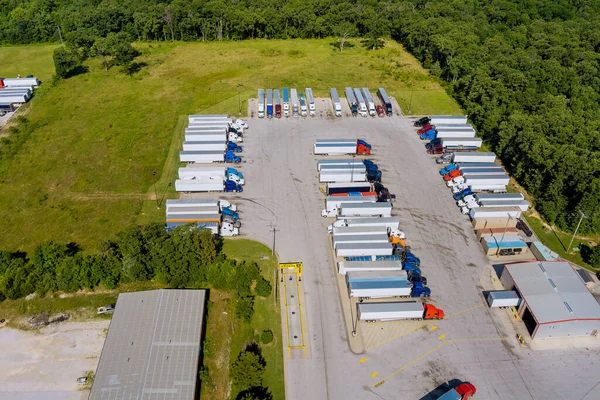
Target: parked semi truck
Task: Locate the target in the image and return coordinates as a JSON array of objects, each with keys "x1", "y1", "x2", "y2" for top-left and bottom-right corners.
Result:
[
  {"x1": 436, "y1": 151, "x2": 496, "y2": 164},
  {"x1": 346, "y1": 270, "x2": 408, "y2": 282},
  {"x1": 339, "y1": 202, "x2": 392, "y2": 218},
  {"x1": 314, "y1": 139, "x2": 371, "y2": 155},
  {"x1": 332, "y1": 226, "x2": 391, "y2": 237},
  {"x1": 377, "y1": 88, "x2": 392, "y2": 115},
  {"x1": 318, "y1": 158, "x2": 367, "y2": 170},
  {"x1": 354, "y1": 88, "x2": 368, "y2": 117},
  {"x1": 415, "y1": 115, "x2": 468, "y2": 127},
  {"x1": 325, "y1": 182, "x2": 372, "y2": 195},
  {"x1": 358, "y1": 302, "x2": 445, "y2": 322},
  {"x1": 291, "y1": 88, "x2": 299, "y2": 117},
  {"x1": 345, "y1": 87, "x2": 358, "y2": 115},
  {"x1": 319, "y1": 171, "x2": 367, "y2": 183},
  {"x1": 182, "y1": 141, "x2": 242, "y2": 152},
  {"x1": 257, "y1": 89, "x2": 265, "y2": 118},
  {"x1": 469, "y1": 206, "x2": 522, "y2": 220},
  {"x1": 476, "y1": 193, "x2": 524, "y2": 202},
  {"x1": 266, "y1": 89, "x2": 273, "y2": 118},
  {"x1": 166, "y1": 198, "x2": 237, "y2": 212},
  {"x1": 349, "y1": 280, "x2": 430, "y2": 300},
  {"x1": 446, "y1": 174, "x2": 510, "y2": 188},
  {"x1": 437, "y1": 383, "x2": 477, "y2": 400},
  {"x1": 336, "y1": 242, "x2": 394, "y2": 258},
  {"x1": 419, "y1": 123, "x2": 473, "y2": 135},
  {"x1": 427, "y1": 137, "x2": 482, "y2": 151},
  {"x1": 320, "y1": 164, "x2": 367, "y2": 174},
  {"x1": 328, "y1": 217, "x2": 400, "y2": 233},
  {"x1": 178, "y1": 167, "x2": 244, "y2": 185},
  {"x1": 174, "y1": 179, "x2": 243, "y2": 193},
  {"x1": 421, "y1": 128, "x2": 476, "y2": 140},
  {"x1": 300, "y1": 93, "x2": 308, "y2": 116},
  {"x1": 179, "y1": 150, "x2": 241, "y2": 164},
  {"x1": 330, "y1": 88, "x2": 342, "y2": 117},
  {"x1": 322, "y1": 195, "x2": 377, "y2": 217},
  {"x1": 306, "y1": 88, "x2": 316, "y2": 116},
  {"x1": 361, "y1": 88, "x2": 376, "y2": 116},
  {"x1": 338, "y1": 260, "x2": 404, "y2": 275},
  {"x1": 274, "y1": 89, "x2": 281, "y2": 118},
  {"x1": 333, "y1": 233, "x2": 390, "y2": 248},
  {"x1": 282, "y1": 88, "x2": 290, "y2": 117},
  {"x1": 185, "y1": 131, "x2": 242, "y2": 143}
]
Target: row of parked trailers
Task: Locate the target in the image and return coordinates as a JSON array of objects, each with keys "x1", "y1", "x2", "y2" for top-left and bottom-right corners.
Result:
[
  {"x1": 175, "y1": 115, "x2": 249, "y2": 193},
  {"x1": 314, "y1": 143, "x2": 445, "y2": 322},
  {"x1": 164, "y1": 199, "x2": 240, "y2": 236},
  {"x1": 257, "y1": 88, "x2": 314, "y2": 118},
  {"x1": 414, "y1": 116, "x2": 530, "y2": 257},
  {"x1": 257, "y1": 87, "x2": 392, "y2": 118},
  {"x1": 0, "y1": 77, "x2": 40, "y2": 112}
]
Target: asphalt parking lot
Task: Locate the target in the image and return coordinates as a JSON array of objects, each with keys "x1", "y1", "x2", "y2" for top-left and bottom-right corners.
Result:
[{"x1": 185, "y1": 99, "x2": 600, "y2": 400}]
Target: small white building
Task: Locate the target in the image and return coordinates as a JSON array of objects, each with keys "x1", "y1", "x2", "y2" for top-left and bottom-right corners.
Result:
[{"x1": 501, "y1": 261, "x2": 600, "y2": 339}]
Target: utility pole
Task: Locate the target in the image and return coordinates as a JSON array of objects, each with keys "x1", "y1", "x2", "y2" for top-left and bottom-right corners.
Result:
[
  {"x1": 57, "y1": 26, "x2": 64, "y2": 45},
  {"x1": 496, "y1": 213, "x2": 513, "y2": 256},
  {"x1": 269, "y1": 223, "x2": 279, "y2": 256},
  {"x1": 568, "y1": 210, "x2": 587, "y2": 253},
  {"x1": 408, "y1": 87, "x2": 413, "y2": 115}
]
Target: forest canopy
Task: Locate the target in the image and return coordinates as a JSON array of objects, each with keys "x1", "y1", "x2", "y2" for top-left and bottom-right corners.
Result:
[{"x1": 1, "y1": 0, "x2": 600, "y2": 233}]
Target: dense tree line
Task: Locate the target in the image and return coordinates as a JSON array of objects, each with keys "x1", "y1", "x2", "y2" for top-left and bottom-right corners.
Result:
[
  {"x1": 391, "y1": 0, "x2": 600, "y2": 233},
  {"x1": 2, "y1": 0, "x2": 600, "y2": 233},
  {"x1": 0, "y1": 0, "x2": 391, "y2": 44},
  {"x1": 0, "y1": 223, "x2": 272, "y2": 306}
]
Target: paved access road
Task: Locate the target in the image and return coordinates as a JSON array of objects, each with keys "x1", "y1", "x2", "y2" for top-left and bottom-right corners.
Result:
[{"x1": 217, "y1": 106, "x2": 600, "y2": 400}]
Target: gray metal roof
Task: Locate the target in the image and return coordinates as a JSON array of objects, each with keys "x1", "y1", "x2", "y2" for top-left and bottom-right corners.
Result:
[
  {"x1": 505, "y1": 262, "x2": 600, "y2": 324},
  {"x1": 90, "y1": 289, "x2": 206, "y2": 400}
]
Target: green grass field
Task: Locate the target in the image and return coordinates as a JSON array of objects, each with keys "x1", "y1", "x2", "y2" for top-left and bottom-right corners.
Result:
[
  {"x1": 0, "y1": 39, "x2": 461, "y2": 253},
  {"x1": 0, "y1": 44, "x2": 58, "y2": 81}
]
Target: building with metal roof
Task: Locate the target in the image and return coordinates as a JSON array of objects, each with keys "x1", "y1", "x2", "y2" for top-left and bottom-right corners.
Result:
[
  {"x1": 500, "y1": 261, "x2": 600, "y2": 339},
  {"x1": 90, "y1": 289, "x2": 207, "y2": 399}
]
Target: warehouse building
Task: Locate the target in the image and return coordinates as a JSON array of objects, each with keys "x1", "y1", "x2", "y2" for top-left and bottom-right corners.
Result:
[
  {"x1": 501, "y1": 261, "x2": 600, "y2": 339},
  {"x1": 90, "y1": 289, "x2": 207, "y2": 399}
]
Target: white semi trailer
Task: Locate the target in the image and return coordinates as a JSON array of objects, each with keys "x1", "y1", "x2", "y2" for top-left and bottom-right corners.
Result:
[{"x1": 330, "y1": 88, "x2": 342, "y2": 117}]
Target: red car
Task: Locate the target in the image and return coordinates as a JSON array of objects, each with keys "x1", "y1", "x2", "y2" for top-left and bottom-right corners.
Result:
[{"x1": 376, "y1": 105, "x2": 385, "y2": 117}]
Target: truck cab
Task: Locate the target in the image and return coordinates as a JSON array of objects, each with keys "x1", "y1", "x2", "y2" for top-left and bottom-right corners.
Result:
[
  {"x1": 453, "y1": 187, "x2": 473, "y2": 200},
  {"x1": 439, "y1": 164, "x2": 458, "y2": 175},
  {"x1": 423, "y1": 304, "x2": 444, "y2": 320},
  {"x1": 300, "y1": 93, "x2": 307, "y2": 116},
  {"x1": 414, "y1": 116, "x2": 431, "y2": 127}
]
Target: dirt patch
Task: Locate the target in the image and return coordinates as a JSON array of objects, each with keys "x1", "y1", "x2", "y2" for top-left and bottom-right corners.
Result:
[{"x1": 0, "y1": 320, "x2": 109, "y2": 397}]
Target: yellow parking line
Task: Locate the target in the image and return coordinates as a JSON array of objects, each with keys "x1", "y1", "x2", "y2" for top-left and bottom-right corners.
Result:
[{"x1": 447, "y1": 302, "x2": 486, "y2": 318}]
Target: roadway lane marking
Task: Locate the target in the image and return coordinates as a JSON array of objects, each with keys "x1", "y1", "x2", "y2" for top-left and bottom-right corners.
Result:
[
  {"x1": 371, "y1": 372, "x2": 379, "y2": 378},
  {"x1": 438, "y1": 334, "x2": 446, "y2": 340},
  {"x1": 446, "y1": 302, "x2": 486, "y2": 318},
  {"x1": 373, "y1": 337, "x2": 509, "y2": 388},
  {"x1": 429, "y1": 325, "x2": 438, "y2": 331},
  {"x1": 360, "y1": 357, "x2": 368, "y2": 364}
]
